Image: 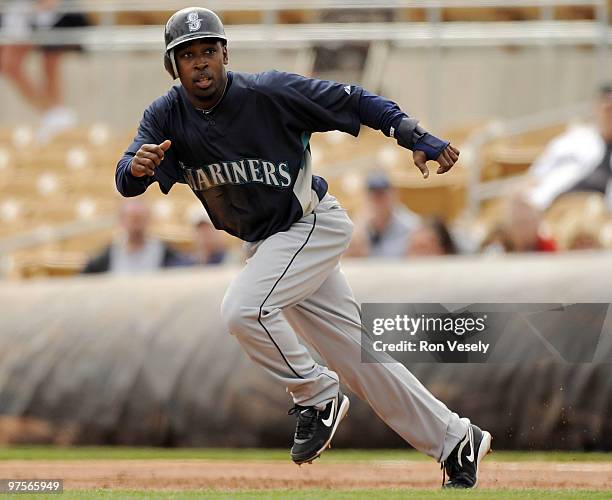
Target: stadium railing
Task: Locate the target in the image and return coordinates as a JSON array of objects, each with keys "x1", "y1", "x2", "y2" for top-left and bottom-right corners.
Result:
[{"x1": 4, "y1": 0, "x2": 609, "y2": 15}]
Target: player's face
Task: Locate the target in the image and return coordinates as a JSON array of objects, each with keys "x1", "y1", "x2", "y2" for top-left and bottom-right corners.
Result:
[{"x1": 176, "y1": 39, "x2": 228, "y2": 108}]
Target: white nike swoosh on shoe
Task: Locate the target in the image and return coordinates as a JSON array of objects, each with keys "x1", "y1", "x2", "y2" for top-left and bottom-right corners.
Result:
[
  {"x1": 457, "y1": 424, "x2": 474, "y2": 467},
  {"x1": 465, "y1": 425, "x2": 474, "y2": 463},
  {"x1": 466, "y1": 444, "x2": 474, "y2": 462},
  {"x1": 321, "y1": 397, "x2": 336, "y2": 427},
  {"x1": 466, "y1": 425, "x2": 475, "y2": 463}
]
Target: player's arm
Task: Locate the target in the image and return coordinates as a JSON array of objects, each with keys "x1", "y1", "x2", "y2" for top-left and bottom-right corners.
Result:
[
  {"x1": 356, "y1": 88, "x2": 459, "y2": 178},
  {"x1": 116, "y1": 97, "x2": 179, "y2": 197},
  {"x1": 260, "y1": 71, "x2": 458, "y2": 177}
]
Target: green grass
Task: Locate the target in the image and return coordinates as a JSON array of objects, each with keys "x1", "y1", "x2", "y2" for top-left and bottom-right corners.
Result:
[
  {"x1": 9, "y1": 489, "x2": 612, "y2": 500},
  {"x1": 0, "y1": 446, "x2": 610, "y2": 462}
]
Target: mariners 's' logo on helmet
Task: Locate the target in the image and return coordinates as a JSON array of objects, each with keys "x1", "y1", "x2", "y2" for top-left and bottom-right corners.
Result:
[{"x1": 186, "y1": 11, "x2": 202, "y2": 32}]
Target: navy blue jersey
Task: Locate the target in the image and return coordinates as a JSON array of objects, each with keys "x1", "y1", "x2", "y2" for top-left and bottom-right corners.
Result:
[{"x1": 116, "y1": 70, "x2": 406, "y2": 242}]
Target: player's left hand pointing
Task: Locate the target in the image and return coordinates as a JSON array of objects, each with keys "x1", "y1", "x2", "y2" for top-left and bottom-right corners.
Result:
[
  {"x1": 412, "y1": 144, "x2": 460, "y2": 179},
  {"x1": 131, "y1": 140, "x2": 172, "y2": 177}
]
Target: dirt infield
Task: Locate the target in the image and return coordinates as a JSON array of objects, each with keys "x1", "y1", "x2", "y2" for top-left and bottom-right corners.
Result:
[{"x1": 0, "y1": 459, "x2": 610, "y2": 491}]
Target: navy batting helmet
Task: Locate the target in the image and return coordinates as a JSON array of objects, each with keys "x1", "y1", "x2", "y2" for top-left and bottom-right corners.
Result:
[{"x1": 163, "y1": 7, "x2": 227, "y2": 79}]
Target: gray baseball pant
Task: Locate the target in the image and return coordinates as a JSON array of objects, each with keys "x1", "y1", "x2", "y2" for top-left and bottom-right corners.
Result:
[{"x1": 220, "y1": 194, "x2": 468, "y2": 461}]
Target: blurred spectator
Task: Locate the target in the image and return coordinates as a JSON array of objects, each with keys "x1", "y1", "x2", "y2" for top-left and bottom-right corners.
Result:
[
  {"x1": 567, "y1": 229, "x2": 603, "y2": 251},
  {"x1": 188, "y1": 209, "x2": 230, "y2": 266},
  {"x1": 481, "y1": 196, "x2": 557, "y2": 253},
  {"x1": 313, "y1": 9, "x2": 393, "y2": 80},
  {"x1": 527, "y1": 84, "x2": 612, "y2": 210},
  {"x1": 0, "y1": 0, "x2": 88, "y2": 142},
  {"x1": 479, "y1": 226, "x2": 509, "y2": 255},
  {"x1": 405, "y1": 217, "x2": 457, "y2": 257},
  {"x1": 346, "y1": 171, "x2": 420, "y2": 257},
  {"x1": 82, "y1": 200, "x2": 189, "y2": 274}
]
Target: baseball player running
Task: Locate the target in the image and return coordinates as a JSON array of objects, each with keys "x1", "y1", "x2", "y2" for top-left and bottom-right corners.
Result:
[{"x1": 116, "y1": 7, "x2": 491, "y2": 488}]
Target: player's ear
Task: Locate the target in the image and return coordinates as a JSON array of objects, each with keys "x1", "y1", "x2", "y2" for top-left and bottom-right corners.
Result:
[
  {"x1": 164, "y1": 53, "x2": 176, "y2": 79},
  {"x1": 222, "y1": 43, "x2": 228, "y2": 64}
]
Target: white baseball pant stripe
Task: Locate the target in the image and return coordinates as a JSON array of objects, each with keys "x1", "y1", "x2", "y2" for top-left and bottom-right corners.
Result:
[{"x1": 220, "y1": 194, "x2": 468, "y2": 461}]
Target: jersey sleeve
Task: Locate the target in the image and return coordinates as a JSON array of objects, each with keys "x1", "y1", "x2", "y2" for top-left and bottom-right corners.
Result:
[
  {"x1": 255, "y1": 70, "x2": 407, "y2": 137},
  {"x1": 116, "y1": 94, "x2": 182, "y2": 196}
]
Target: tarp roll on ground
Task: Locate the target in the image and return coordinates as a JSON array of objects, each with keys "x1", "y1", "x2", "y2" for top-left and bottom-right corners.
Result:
[{"x1": 0, "y1": 253, "x2": 611, "y2": 449}]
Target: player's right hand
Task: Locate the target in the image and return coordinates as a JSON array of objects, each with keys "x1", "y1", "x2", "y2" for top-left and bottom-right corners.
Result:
[
  {"x1": 413, "y1": 144, "x2": 460, "y2": 179},
  {"x1": 435, "y1": 144, "x2": 460, "y2": 174},
  {"x1": 130, "y1": 140, "x2": 172, "y2": 177}
]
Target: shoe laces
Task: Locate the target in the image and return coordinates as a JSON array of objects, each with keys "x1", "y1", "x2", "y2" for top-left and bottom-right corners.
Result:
[
  {"x1": 441, "y1": 460, "x2": 465, "y2": 488},
  {"x1": 288, "y1": 405, "x2": 318, "y2": 440}
]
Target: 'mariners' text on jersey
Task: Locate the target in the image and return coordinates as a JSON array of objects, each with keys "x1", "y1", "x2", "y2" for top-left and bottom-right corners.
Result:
[{"x1": 180, "y1": 159, "x2": 292, "y2": 191}]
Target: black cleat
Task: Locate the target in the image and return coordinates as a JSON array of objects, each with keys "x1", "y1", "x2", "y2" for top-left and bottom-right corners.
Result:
[
  {"x1": 441, "y1": 419, "x2": 492, "y2": 489},
  {"x1": 288, "y1": 392, "x2": 350, "y2": 465}
]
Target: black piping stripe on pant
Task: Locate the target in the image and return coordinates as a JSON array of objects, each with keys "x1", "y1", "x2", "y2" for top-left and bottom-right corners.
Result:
[{"x1": 258, "y1": 212, "x2": 317, "y2": 380}]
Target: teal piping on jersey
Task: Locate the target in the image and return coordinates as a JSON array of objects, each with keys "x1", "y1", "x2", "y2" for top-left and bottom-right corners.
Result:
[{"x1": 300, "y1": 132, "x2": 311, "y2": 170}]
